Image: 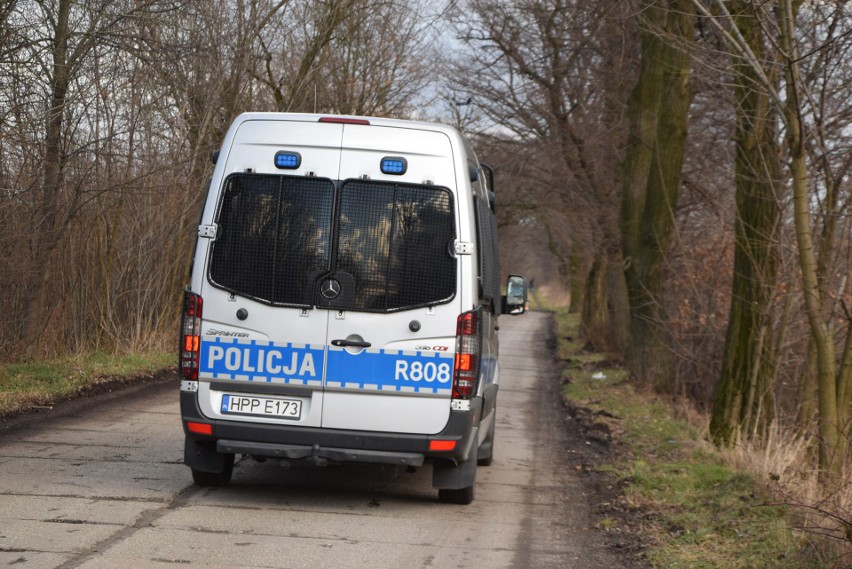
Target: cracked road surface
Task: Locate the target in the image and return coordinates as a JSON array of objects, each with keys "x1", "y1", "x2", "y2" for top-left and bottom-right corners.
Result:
[{"x1": 0, "y1": 312, "x2": 630, "y2": 568}]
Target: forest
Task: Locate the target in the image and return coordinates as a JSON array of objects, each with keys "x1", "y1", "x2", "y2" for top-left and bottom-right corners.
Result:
[{"x1": 0, "y1": 0, "x2": 849, "y2": 544}]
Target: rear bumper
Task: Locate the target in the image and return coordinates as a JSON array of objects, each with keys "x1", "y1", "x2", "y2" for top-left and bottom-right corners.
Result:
[
  {"x1": 217, "y1": 439, "x2": 425, "y2": 466},
  {"x1": 180, "y1": 391, "x2": 481, "y2": 467}
]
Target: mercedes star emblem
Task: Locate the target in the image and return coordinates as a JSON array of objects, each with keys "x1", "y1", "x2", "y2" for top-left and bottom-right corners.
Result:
[{"x1": 320, "y1": 278, "x2": 342, "y2": 299}]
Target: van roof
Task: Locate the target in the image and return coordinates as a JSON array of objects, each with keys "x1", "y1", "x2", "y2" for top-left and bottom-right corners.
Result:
[{"x1": 232, "y1": 112, "x2": 461, "y2": 137}]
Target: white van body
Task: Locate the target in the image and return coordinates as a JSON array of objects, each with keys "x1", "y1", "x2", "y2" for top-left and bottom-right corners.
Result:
[{"x1": 179, "y1": 113, "x2": 525, "y2": 504}]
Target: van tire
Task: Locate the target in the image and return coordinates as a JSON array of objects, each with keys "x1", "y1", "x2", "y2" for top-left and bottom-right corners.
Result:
[
  {"x1": 434, "y1": 443, "x2": 477, "y2": 505},
  {"x1": 191, "y1": 453, "x2": 234, "y2": 487},
  {"x1": 439, "y1": 485, "x2": 475, "y2": 505},
  {"x1": 477, "y1": 416, "x2": 495, "y2": 467}
]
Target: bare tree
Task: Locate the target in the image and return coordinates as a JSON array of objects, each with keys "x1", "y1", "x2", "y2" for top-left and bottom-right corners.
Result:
[
  {"x1": 694, "y1": 0, "x2": 852, "y2": 475},
  {"x1": 253, "y1": 0, "x2": 360, "y2": 112},
  {"x1": 9, "y1": 0, "x2": 182, "y2": 353},
  {"x1": 620, "y1": 0, "x2": 696, "y2": 389},
  {"x1": 778, "y1": 0, "x2": 844, "y2": 476},
  {"x1": 318, "y1": 0, "x2": 436, "y2": 116},
  {"x1": 249, "y1": 0, "x2": 435, "y2": 116},
  {"x1": 444, "y1": 0, "x2": 635, "y2": 350},
  {"x1": 707, "y1": 0, "x2": 783, "y2": 445}
]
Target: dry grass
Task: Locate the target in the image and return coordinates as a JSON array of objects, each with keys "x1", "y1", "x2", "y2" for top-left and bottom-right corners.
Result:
[
  {"x1": 719, "y1": 423, "x2": 852, "y2": 567},
  {"x1": 719, "y1": 422, "x2": 815, "y2": 481}
]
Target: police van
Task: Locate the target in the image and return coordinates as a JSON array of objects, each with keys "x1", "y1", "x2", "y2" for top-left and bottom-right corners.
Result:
[{"x1": 179, "y1": 113, "x2": 527, "y2": 504}]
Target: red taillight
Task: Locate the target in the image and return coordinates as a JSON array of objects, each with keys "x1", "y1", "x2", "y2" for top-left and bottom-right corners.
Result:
[
  {"x1": 453, "y1": 310, "x2": 481, "y2": 399},
  {"x1": 180, "y1": 292, "x2": 203, "y2": 381}
]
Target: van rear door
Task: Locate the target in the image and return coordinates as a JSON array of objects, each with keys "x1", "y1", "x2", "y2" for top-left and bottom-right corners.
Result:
[
  {"x1": 320, "y1": 124, "x2": 461, "y2": 434},
  {"x1": 196, "y1": 119, "x2": 344, "y2": 429}
]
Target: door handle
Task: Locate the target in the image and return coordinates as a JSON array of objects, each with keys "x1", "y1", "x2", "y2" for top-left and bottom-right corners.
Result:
[{"x1": 331, "y1": 339, "x2": 372, "y2": 348}]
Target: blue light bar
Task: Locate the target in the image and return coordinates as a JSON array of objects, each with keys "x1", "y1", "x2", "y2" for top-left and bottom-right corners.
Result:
[
  {"x1": 380, "y1": 157, "x2": 407, "y2": 175},
  {"x1": 274, "y1": 151, "x2": 301, "y2": 169}
]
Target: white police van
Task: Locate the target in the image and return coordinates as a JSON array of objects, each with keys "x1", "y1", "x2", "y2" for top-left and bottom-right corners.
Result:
[{"x1": 179, "y1": 113, "x2": 526, "y2": 504}]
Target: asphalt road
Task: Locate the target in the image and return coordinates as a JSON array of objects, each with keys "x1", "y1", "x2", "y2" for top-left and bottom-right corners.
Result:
[{"x1": 0, "y1": 311, "x2": 629, "y2": 568}]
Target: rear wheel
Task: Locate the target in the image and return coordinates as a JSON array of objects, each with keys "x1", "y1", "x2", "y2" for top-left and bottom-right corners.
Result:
[
  {"x1": 438, "y1": 485, "x2": 475, "y2": 505},
  {"x1": 477, "y1": 415, "x2": 496, "y2": 467},
  {"x1": 434, "y1": 444, "x2": 477, "y2": 505},
  {"x1": 190, "y1": 453, "x2": 234, "y2": 487}
]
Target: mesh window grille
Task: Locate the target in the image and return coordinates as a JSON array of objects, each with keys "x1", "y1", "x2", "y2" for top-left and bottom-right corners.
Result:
[
  {"x1": 209, "y1": 174, "x2": 335, "y2": 306},
  {"x1": 207, "y1": 175, "x2": 457, "y2": 312},
  {"x1": 336, "y1": 180, "x2": 457, "y2": 312}
]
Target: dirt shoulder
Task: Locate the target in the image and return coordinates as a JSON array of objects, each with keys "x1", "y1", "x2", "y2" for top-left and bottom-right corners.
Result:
[{"x1": 543, "y1": 319, "x2": 649, "y2": 567}]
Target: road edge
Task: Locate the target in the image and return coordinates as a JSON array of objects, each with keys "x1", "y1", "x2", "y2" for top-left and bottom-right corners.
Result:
[{"x1": 0, "y1": 368, "x2": 179, "y2": 438}]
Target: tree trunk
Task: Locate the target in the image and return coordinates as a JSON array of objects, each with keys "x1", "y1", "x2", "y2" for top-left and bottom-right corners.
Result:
[
  {"x1": 19, "y1": 0, "x2": 73, "y2": 354},
  {"x1": 580, "y1": 243, "x2": 629, "y2": 353},
  {"x1": 709, "y1": 1, "x2": 781, "y2": 446},
  {"x1": 795, "y1": 338, "x2": 818, "y2": 428},
  {"x1": 620, "y1": 0, "x2": 695, "y2": 390},
  {"x1": 837, "y1": 320, "x2": 851, "y2": 437},
  {"x1": 778, "y1": 0, "x2": 842, "y2": 476},
  {"x1": 569, "y1": 240, "x2": 585, "y2": 314},
  {"x1": 581, "y1": 253, "x2": 610, "y2": 350}
]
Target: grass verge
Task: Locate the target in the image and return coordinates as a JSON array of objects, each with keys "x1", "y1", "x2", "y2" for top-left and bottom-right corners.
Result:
[
  {"x1": 0, "y1": 351, "x2": 173, "y2": 417},
  {"x1": 553, "y1": 307, "x2": 839, "y2": 568}
]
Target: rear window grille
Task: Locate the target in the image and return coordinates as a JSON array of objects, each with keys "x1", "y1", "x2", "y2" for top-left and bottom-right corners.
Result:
[
  {"x1": 336, "y1": 180, "x2": 456, "y2": 312},
  {"x1": 209, "y1": 174, "x2": 335, "y2": 306},
  {"x1": 207, "y1": 175, "x2": 456, "y2": 311}
]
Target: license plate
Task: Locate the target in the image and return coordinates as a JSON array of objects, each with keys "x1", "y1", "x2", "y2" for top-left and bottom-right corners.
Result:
[{"x1": 221, "y1": 394, "x2": 302, "y2": 420}]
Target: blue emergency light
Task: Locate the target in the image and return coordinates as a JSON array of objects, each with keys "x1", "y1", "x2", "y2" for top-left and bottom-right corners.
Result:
[
  {"x1": 274, "y1": 151, "x2": 301, "y2": 169},
  {"x1": 380, "y1": 157, "x2": 407, "y2": 175}
]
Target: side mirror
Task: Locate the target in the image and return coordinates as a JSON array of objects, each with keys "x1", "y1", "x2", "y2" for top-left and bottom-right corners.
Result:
[{"x1": 503, "y1": 274, "x2": 527, "y2": 315}]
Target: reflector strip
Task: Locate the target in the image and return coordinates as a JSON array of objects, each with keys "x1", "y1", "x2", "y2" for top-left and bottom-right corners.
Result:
[
  {"x1": 186, "y1": 421, "x2": 212, "y2": 435},
  {"x1": 429, "y1": 440, "x2": 457, "y2": 451}
]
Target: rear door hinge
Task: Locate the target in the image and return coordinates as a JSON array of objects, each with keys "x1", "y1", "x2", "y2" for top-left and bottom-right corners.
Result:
[
  {"x1": 198, "y1": 224, "x2": 218, "y2": 239},
  {"x1": 454, "y1": 241, "x2": 474, "y2": 256}
]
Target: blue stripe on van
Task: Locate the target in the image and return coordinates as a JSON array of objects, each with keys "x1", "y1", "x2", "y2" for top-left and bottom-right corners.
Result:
[
  {"x1": 198, "y1": 337, "x2": 453, "y2": 394},
  {"x1": 199, "y1": 337, "x2": 324, "y2": 385},
  {"x1": 326, "y1": 348, "x2": 453, "y2": 394}
]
